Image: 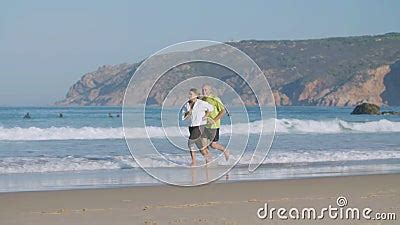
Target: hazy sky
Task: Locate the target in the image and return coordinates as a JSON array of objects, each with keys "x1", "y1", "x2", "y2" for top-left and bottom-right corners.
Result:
[{"x1": 1, "y1": 0, "x2": 399, "y2": 106}]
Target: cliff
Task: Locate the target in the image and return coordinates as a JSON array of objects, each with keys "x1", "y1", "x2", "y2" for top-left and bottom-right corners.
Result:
[{"x1": 56, "y1": 33, "x2": 400, "y2": 106}]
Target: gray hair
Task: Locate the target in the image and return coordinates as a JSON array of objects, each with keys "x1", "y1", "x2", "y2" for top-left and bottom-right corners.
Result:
[
  {"x1": 202, "y1": 84, "x2": 214, "y2": 94},
  {"x1": 189, "y1": 88, "x2": 200, "y2": 96}
]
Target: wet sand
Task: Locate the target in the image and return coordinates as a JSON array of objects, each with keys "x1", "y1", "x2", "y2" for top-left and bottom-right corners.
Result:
[{"x1": 1, "y1": 174, "x2": 399, "y2": 225}]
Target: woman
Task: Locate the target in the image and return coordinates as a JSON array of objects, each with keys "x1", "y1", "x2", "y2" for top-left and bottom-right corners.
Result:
[{"x1": 182, "y1": 88, "x2": 214, "y2": 166}]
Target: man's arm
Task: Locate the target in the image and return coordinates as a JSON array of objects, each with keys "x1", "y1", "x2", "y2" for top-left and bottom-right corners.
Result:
[
  {"x1": 213, "y1": 99, "x2": 226, "y2": 122},
  {"x1": 213, "y1": 108, "x2": 225, "y2": 122}
]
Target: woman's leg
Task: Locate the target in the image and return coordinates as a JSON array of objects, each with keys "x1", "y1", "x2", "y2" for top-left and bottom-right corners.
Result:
[
  {"x1": 188, "y1": 139, "x2": 197, "y2": 166},
  {"x1": 188, "y1": 127, "x2": 197, "y2": 166},
  {"x1": 196, "y1": 137, "x2": 212, "y2": 164}
]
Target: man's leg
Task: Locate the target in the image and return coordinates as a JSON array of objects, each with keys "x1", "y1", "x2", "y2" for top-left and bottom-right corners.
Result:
[
  {"x1": 208, "y1": 128, "x2": 229, "y2": 161},
  {"x1": 210, "y1": 141, "x2": 229, "y2": 160}
]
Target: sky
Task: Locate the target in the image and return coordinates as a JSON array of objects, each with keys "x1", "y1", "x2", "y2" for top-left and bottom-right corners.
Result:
[{"x1": 0, "y1": 0, "x2": 399, "y2": 106}]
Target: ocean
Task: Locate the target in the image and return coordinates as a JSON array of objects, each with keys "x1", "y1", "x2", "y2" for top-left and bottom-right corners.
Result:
[{"x1": 1, "y1": 106, "x2": 400, "y2": 192}]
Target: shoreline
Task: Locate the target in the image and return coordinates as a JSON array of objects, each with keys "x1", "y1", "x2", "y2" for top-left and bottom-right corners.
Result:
[
  {"x1": 1, "y1": 171, "x2": 399, "y2": 194},
  {"x1": 2, "y1": 166, "x2": 400, "y2": 193},
  {"x1": 1, "y1": 173, "x2": 399, "y2": 224}
]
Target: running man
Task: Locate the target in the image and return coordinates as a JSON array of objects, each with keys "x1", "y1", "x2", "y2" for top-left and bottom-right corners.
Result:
[{"x1": 202, "y1": 84, "x2": 229, "y2": 160}]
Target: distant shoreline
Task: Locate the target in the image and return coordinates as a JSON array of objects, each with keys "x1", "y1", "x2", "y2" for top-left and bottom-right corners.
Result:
[{"x1": 0, "y1": 105, "x2": 362, "y2": 108}]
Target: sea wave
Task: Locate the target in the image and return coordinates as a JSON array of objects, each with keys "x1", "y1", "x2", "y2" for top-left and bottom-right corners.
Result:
[
  {"x1": 0, "y1": 119, "x2": 399, "y2": 141},
  {"x1": 1, "y1": 149, "x2": 399, "y2": 173}
]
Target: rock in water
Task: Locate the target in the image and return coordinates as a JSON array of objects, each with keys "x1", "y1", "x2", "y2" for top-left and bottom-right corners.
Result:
[
  {"x1": 381, "y1": 111, "x2": 400, "y2": 115},
  {"x1": 351, "y1": 103, "x2": 381, "y2": 115}
]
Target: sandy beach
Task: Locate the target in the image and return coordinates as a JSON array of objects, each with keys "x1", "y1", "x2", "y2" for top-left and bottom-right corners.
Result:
[{"x1": 0, "y1": 174, "x2": 399, "y2": 225}]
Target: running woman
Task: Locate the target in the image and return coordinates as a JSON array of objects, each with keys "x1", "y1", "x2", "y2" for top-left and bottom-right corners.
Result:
[{"x1": 182, "y1": 88, "x2": 214, "y2": 166}]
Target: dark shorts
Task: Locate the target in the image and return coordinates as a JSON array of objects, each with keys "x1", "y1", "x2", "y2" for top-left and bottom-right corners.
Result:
[
  {"x1": 188, "y1": 125, "x2": 205, "y2": 140},
  {"x1": 204, "y1": 128, "x2": 219, "y2": 142}
]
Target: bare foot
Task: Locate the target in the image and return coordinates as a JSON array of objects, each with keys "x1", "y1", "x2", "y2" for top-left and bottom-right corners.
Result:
[
  {"x1": 205, "y1": 153, "x2": 212, "y2": 164},
  {"x1": 223, "y1": 149, "x2": 229, "y2": 161},
  {"x1": 191, "y1": 161, "x2": 196, "y2": 167}
]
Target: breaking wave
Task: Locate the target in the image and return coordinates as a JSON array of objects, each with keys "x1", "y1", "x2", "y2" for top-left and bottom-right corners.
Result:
[{"x1": 0, "y1": 119, "x2": 399, "y2": 141}]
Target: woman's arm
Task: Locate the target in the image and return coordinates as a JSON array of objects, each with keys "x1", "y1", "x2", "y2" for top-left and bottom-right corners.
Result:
[
  {"x1": 182, "y1": 103, "x2": 191, "y2": 120},
  {"x1": 183, "y1": 111, "x2": 191, "y2": 120},
  {"x1": 203, "y1": 110, "x2": 212, "y2": 119}
]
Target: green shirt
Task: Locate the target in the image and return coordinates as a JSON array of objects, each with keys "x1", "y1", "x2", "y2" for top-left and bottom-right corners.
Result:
[{"x1": 203, "y1": 95, "x2": 225, "y2": 129}]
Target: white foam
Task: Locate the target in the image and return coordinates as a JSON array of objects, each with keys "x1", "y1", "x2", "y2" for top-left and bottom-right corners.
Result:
[
  {"x1": 1, "y1": 149, "x2": 399, "y2": 174},
  {"x1": 0, "y1": 119, "x2": 399, "y2": 141},
  {"x1": 273, "y1": 118, "x2": 400, "y2": 133},
  {"x1": 0, "y1": 126, "x2": 123, "y2": 141}
]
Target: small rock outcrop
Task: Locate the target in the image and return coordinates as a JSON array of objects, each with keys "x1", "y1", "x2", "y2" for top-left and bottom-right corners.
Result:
[{"x1": 351, "y1": 103, "x2": 381, "y2": 115}]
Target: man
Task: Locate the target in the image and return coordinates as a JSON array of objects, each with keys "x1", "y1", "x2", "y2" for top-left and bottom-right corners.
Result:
[{"x1": 202, "y1": 84, "x2": 229, "y2": 160}]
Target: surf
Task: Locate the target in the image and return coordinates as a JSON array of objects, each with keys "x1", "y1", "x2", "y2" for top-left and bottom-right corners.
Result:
[{"x1": 0, "y1": 119, "x2": 399, "y2": 141}]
